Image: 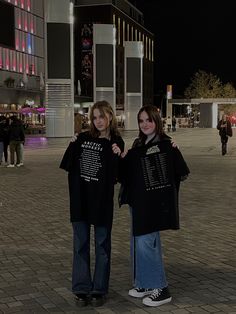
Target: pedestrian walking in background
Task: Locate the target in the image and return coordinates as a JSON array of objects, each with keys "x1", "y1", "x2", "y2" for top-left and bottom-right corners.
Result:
[
  {"x1": 3, "y1": 117, "x2": 10, "y2": 164},
  {"x1": 172, "y1": 115, "x2": 177, "y2": 131},
  {"x1": 60, "y1": 101, "x2": 124, "y2": 307},
  {"x1": 7, "y1": 116, "x2": 25, "y2": 168},
  {"x1": 166, "y1": 116, "x2": 172, "y2": 132},
  {"x1": 0, "y1": 116, "x2": 5, "y2": 165},
  {"x1": 217, "y1": 114, "x2": 232, "y2": 155},
  {"x1": 119, "y1": 105, "x2": 189, "y2": 308}
]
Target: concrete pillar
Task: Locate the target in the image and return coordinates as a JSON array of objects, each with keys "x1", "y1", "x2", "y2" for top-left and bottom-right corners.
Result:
[
  {"x1": 198, "y1": 102, "x2": 218, "y2": 127},
  {"x1": 166, "y1": 99, "x2": 172, "y2": 119},
  {"x1": 166, "y1": 85, "x2": 173, "y2": 118},
  {"x1": 124, "y1": 41, "x2": 143, "y2": 130},
  {"x1": 93, "y1": 24, "x2": 116, "y2": 112},
  {"x1": 44, "y1": 0, "x2": 74, "y2": 137},
  {"x1": 212, "y1": 103, "x2": 218, "y2": 127}
]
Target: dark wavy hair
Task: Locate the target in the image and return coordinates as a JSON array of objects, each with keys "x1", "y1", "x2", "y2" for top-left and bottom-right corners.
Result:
[
  {"x1": 137, "y1": 105, "x2": 165, "y2": 142},
  {"x1": 89, "y1": 100, "x2": 120, "y2": 138}
]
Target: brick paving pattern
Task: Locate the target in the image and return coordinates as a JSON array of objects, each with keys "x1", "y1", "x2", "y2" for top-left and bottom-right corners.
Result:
[{"x1": 0, "y1": 128, "x2": 236, "y2": 313}]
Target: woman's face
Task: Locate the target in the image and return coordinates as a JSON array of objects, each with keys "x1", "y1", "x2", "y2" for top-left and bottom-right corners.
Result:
[
  {"x1": 92, "y1": 108, "x2": 111, "y2": 132},
  {"x1": 139, "y1": 110, "x2": 156, "y2": 137}
]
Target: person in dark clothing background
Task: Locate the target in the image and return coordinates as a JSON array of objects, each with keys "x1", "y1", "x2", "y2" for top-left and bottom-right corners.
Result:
[
  {"x1": 3, "y1": 117, "x2": 10, "y2": 164},
  {"x1": 7, "y1": 116, "x2": 25, "y2": 168},
  {"x1": 0, "y1": 116, "x2": 5, "y2": 165},
  {"x1": 119, "y1": 105, "x2": 189, "y2": 308},
  {"x1": 217, "y1": 114, "x2": 232, "y2": 155},
  {"x1": 60, "y1": 101, "x2": 124, "y2": 307},
  {"x1": 172, "y1": 115, "x2": 177, "y2": 132}
]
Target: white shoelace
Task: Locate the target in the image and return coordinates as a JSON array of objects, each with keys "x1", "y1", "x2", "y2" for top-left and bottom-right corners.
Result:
[{"x1": 150, "y1": 288, "x2": 162, "y2": 299}]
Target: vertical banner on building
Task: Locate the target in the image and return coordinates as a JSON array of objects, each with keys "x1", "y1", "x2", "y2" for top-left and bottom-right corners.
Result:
[
  {"x1": 167, "y1": 84, "x2": 172, "y2": 99},
  {"x1": 80, "y1": 23, "x2": 93, "y2": 97},
  {"x1": 166, "y1": 84, "x2": 172, "y2": 119}
]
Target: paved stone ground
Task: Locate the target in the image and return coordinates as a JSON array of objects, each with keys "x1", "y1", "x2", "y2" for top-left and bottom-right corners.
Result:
[{"x1": 0, "y1": 128, "x2": 236, "y2": 314}]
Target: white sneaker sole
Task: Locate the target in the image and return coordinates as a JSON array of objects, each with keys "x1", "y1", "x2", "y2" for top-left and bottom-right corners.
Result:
[
  {"x1": 128, "y1": 290, "x2": 153, "y2": 298},
  {"x1": 142, "y1": 296, "x2": 172, "y2": 307}
]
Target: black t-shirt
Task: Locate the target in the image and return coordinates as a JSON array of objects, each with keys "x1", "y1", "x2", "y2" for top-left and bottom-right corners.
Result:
[
  {"x1": 123, "y1": 140, "x2": 189, "y2": 236},
  {"x1": 60, "y1": 131, "x2": 124, "y2": 227}
]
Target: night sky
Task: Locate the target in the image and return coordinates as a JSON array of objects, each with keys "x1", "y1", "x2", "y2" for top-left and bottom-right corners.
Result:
[{"x1": 130, "y1": 0, "x2": 236, "y2": 97}]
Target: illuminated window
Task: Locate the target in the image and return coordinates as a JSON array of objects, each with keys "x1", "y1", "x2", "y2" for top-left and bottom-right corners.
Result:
[
  {"x1": 24, "y1": 11, "x2": 28, "y2": 32},
  {"x1": 23, "y1": 54, "x2": 29, "y2": 74},
  {"x1": 127, "y1": 24, "x2": 129, "y2": 41},
  {"x1": 21, "y1": 31, "x2": 26, "y2": 52},
  {"x1": 19, "y1": 52, "x2": 23, "y2": 72},
  {"x1": 113, "y1": 14, "x2": 116, "y2": 26},
  {"x1": 131, "y1": 26, "x2": 133, "y2": 41},
  {"x1": 27, "y1": 33, "x2": 32, "y2": 54},
  {"x1": 27, "y1": 0, "x2": 31, "y2": 11},
  {"x1": 12, "y1": 51, "x2": 16, "y2": 71},
  {"x1": 29, "y1": 14, "x2": 34, "y2": 33},
  {"x1": 3, "y1": 49, "x2": 10, "y2": 70},
  {"x1": 15, "y1": 30, "x2": 20, "y2": 50},
  {"x1": 16, "y1": 8, "x2": 22, "y2": 29}
]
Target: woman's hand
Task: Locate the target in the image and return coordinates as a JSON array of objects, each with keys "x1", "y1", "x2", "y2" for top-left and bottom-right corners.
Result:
[
  {"x1": 120, "y1": 150, "x2": 128, "y2": 158},
  {"x1": 112, "y1": 143, "x2": 121, "y2": 156},
  {"x1": 70, "y1": 133, "x2": 78, "y2": 142},
  {"x1": 171, "y1": 140, "x2": 179, "y2": 149}
]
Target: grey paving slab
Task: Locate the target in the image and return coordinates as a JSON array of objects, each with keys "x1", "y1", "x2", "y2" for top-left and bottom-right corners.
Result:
[{"x1": 0, "y1": 128, "x2": 236, "y2": 313}]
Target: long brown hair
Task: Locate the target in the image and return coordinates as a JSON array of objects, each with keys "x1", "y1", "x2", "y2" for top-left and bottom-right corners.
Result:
[
  {"x1": 137, "y1": 105, "x2": 165, "y2": 142},
  {"x1": 89, "y1": 100, "x2": 120, "y2": 138}
]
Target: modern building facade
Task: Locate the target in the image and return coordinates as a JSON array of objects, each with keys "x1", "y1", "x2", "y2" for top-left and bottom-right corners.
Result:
[
  {"x1": 0, "y1": 0, "x2": 44, "y2": 116},
  {"x1": 0, "y1": 0, "x2": 154, "y2": 135},
  {"x1": 74, "y1": 0, "x2": 154, "y2": 110}
]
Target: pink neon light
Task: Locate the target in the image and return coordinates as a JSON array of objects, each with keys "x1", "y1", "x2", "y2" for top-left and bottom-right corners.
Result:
[
  {"x1": 30, "y1": 20, "x2": 34, "y2": 33},
  {"x1": 13, "y1": 58, "x2": 16, "y2": 71},
  {"x1": 31, "y1": 64, "x2": 35, "y2": 75},
  {"x1": 27, "y1": 0, "x2": 30, "y2": 11},
  {"x1": 6, "y1": 52, "x2": 9, "y2": 70},
  {"x1": 21, "y1": 0, "x2": 24, "y2": 9},
  {"x1": 15, "y1": 36, "x2": 19, "y2": 50}
]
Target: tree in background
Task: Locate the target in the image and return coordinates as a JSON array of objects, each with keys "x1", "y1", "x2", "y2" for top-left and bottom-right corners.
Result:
[
  {"x1": 184, "y1": 70, "x2": 236, "y2": 116},
  {"x1": 222, "y1": 82, "x2": 236, "y2": 98},
  {"x1": 184, "y1": 70, "x2": 236, "y2": 98}
]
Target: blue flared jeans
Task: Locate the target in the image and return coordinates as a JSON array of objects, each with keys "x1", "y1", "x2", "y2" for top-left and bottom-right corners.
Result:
[
  {"x1": 72, "y1": 221, "x2": 111, "y2": 295},
  {"x1": 132, "y1": 231, "x2": 168, "y2": 289}
]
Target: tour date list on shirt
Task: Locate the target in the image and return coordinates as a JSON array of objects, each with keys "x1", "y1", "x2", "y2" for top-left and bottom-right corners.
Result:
[{"x1": 79, "y1": 141, "x2": 103, "y2": 183}]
